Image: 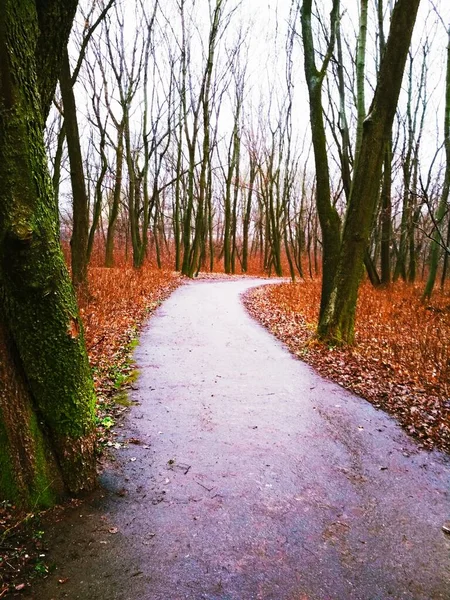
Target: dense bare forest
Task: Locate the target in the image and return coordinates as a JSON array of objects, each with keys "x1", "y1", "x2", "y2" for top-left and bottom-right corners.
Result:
[
  {"x1": 52, "y1": 0, "x2": 449, "y2": 296},
  {"x1": 1, "y1": 3, "x2": 450, "y2": 594}
]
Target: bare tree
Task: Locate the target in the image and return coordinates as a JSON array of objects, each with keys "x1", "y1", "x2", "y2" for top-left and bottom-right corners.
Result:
[
  {"x1": 319, "y1": 0, "x2": 421, "y2": 344},
  {"x1": 423, "y1": 17, "x2": 450, "y2": 298},
  {"x1": 300, "y1": 0, "x2": 342, "y2": 319}
]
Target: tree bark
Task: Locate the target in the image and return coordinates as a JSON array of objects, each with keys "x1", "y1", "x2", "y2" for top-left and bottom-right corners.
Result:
[
  {"x1": 377, "y1": 0, "x2": 393, "y2": 286},
  {"x1": 105, "y1": 123, "x2": 124, "y2": 267},
  {"x1": 35, "y1": 0, "x2": 78, "y2": 120},
  {"x1": 319, "y1": 0, "x2": 421, "y2": 343},
  {"x1": 380, "y1": 141, "x2": 393, "y2": 284},
  {"x1": 423, "y1": 25, "x2": 450, "y2": 299},
  {"x1": 242, "y1": 157, "x2": 257, "y2": 273},
  {"x1": 301, "y1": 0, "x2": 342, "y2": 320},
  {"x1": 355, "y1": 0, "x2": 368, "y2": 165},
  {"x1": 59, "y1": 48, "x2": 89, "y2": 290},
  {"x1": 0, "y1": 0, "x2": 96, "y2": 507}
]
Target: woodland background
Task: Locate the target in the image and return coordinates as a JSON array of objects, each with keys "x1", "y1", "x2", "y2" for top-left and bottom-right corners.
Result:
[
  {"x1": 1, "y1": 0, "x2": 450, "y2": 589},
  {"x1": 52, "y1": 0, "x2": 449, "y2": 451}
]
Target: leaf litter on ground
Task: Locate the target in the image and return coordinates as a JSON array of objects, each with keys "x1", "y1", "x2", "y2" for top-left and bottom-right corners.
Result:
[
  {"x1": 1, "y1": 267, "x2": 181, "y2": 596},
  {"x1": 243, "y1": 279, "x2": 450, "y2": 455}
]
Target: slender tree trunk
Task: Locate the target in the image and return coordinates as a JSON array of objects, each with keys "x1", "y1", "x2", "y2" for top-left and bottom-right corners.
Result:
[
  {"x1": 355, "y1": 0, "x2": 368, "y2": 165},
  {"x1": 440, "y1": 215, "x2": 450, "y2": 287},
  {"x1": 408, "y1": 154, "x2": 420, "y2": 282},
  {"x1": 52, "y1": 120, "x2": 65, "y2": 207},
  {"x1": 105, "y1": 124, "x2": 125, "y2": 267},
  {"x1": 242, "y1": 159, "x2": 256, "y2": 273},
  {"x1": 207, "y1": 159, "x2": 215, "y2": 271},
  {"x1": 423, "y1": 26, "x2": 450, "y2": 299},
  {"x1": 336, "y1": 13, "x2": 352, "y2": 197},
  {"x1": 224, "y1": 119, "x2": 241, "y2": 273},
  {"x1": 231, "y1": 128, "x2": 241, "y2": 274},
  {"x1": 174, "y1": 123, "x2": 183, "y2": 271},
  {"x1": 377, "y1": 0, "x2": 393, "y2": 286},
  {"x1": 301, "y1": 0, "x2": 341, "y2": 319},
  {"x1": 87, "y1": 130, "x2": 107, "y2": 262},
  {"x1": 59, "y1": 49, "x2": 89, "y2": 291},
  {"x1": 379, "y1": 142, "x2": 392, "y2": 284}
]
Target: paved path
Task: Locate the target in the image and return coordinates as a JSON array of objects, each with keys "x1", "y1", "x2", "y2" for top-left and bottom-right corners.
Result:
[{"x1": 35, "y1": 279, "x2": 449, "y2": 600}]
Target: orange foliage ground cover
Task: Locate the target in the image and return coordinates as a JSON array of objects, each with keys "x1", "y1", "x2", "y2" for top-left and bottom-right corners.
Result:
[
  {"x1": 78, "y1": 267, "x2": 181, "y2": 428},
  {"x1": 0, "y1": 268, "x2": 181, "y2": 595},
  {"x1": 243, "y1": 280, "x2": 450, "y2": 454}
]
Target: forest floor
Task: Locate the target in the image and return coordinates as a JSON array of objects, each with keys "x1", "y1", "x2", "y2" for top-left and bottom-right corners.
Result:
[
  {"x1": 1, "y1": 274, "x2": 450, "y2": 598},
  {"x1": 4, "y1": 278, "x2": 449, "y2": 600},
  {"x1": 243, "y1": 279, "x2": 450, "y2": 455},
  {"x1": 1, "y1": 268, "x2": 181, "y2": 597}
]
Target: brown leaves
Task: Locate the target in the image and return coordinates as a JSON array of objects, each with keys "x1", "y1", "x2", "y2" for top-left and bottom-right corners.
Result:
[
  {"x1": 78, "y1": 267, "x2": 180, "y2": 449},
  {"x1": 244, "y1": 280, "x2": 450, "y2": 454},
  {"x1": 80, "y1": 268, "x2": 179, "y2": 371},
  {"x1": 67, "y1": 316, "x2": 80, "y2": 339},
  {"x1": 80, "y1": 267, "x2": 180, "y2": 396}
]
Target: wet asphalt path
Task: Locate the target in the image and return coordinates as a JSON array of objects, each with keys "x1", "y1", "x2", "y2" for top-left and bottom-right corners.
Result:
[{"x1": 35, "y1": 279, "x2": 449, "y2": 600}]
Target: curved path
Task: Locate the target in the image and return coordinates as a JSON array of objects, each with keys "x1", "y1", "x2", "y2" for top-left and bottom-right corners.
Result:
[{"x1": 36, "y1": 279, "x2": 449, "y2": 600}]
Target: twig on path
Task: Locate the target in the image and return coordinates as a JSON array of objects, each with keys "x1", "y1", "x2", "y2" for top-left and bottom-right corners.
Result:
[{"x1": 195, "y1": 481, "x2": 214, "y2": 492}]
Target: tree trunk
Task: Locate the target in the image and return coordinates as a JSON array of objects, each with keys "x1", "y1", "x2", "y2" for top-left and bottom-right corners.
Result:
[
  {"x1": 0, "y1": 320, "x2": 64, "y2": 507},
  {"x1": 87, "y1": 130, "x2": 107, "y2": 263},
  {"x1": 301, "y1": 0, "x2": 342, "y2": 319},
  {"x1": 423, "y1": 26, "x2": 450, "y2": 300},
  {"x1": 60, "y1": 49, "x2": 90, "y2": 291},
  {"x1": 380, "y1": 141, "x2": 392, "y2": 284},
  {"x1": 105, "y1": 124, "x2": 125, "y2": 267},
  {"x1": 440, "y1": 215, "x2": 450, "y2": 287},
  {"x1": 319, "y1": 0, "x2": 421, "y2": 344},
  {"x1": 355, "y1": 0, "x2": 368, "y2": 165},
  {"x1": 0, "y1": 0, "x2": 96, "y2": 507},
  {"x1": 378, "y1": 0, "x2": 392, "y2": 286},
  {"x1": 174, "y1": 123, "x2": 183, "y2": 272},
  {"x1": 242, "y1": 159, "x2": 256, "y2": 273}
]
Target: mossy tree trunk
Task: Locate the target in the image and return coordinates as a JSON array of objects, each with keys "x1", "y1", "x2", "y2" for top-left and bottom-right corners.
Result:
[
  {"x1": 318, "y1": 0, "x2": 421, "y2": 344},
  {"x1": 0, "y1": 0, "x2": 97, "y2": 508},
  {"x1": 334, "y1": 3, "x2": 381, "y2": 288}
]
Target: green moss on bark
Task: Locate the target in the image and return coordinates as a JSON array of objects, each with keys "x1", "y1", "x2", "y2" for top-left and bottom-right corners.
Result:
[
  {"x1": 0, "y1": 412, "x2": 60, "y2": 508},
  {"x1": 0, "y1": 0, "x2": 96, "y2": 503},
  {"x1": 28, "y1": 412, "x2": 61, "y2": 508},
  {"x1": 317, "y1": 0, "x2": 421, "y2": 344},
  {"x1": 0, "y1": 419, "x2": 19, "y2": 503}
]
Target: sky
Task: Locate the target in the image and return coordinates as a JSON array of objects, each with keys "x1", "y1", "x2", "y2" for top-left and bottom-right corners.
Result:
[{"x1": 53, "y1": 0, "x2": 450, "y2": 210}]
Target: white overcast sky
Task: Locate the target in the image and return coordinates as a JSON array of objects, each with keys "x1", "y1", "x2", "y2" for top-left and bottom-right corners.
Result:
[{"x1": 61, "y1": 0, "x2": 450, "y2": 197}]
